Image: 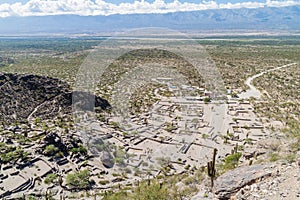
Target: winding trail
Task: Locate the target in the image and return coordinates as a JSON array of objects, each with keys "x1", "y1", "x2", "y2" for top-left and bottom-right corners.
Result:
[
  {"x1": 27, "y1": 94, "x2": 62, "y2": 123},
  {"x1": 27, "y1": 101, "x2": 48, "y2": 122},
  {"x1": 239, "y1": 63, "x2": 297, "y2": 99}
]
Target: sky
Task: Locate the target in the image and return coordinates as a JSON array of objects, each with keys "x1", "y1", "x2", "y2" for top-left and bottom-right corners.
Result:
[{"x1": 0, "y1": 0, "x2": 299, "y2": 17}]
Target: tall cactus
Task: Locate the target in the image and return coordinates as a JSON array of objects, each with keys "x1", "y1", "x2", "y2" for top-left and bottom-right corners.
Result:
[
  {"x1": 207, "y1": 148, "x2": 218, "y2": 189},
  {"x1": 231, "y1": 143, "x2": 239, "y2": 155}
]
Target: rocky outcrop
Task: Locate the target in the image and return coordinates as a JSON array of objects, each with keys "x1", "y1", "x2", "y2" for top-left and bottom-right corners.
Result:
[
  {"x1": 0, "y1": 73, "x2": 110, "y2": 124},
  {"x1": 38, "y1": 132, "x2": 68, "y2": 156},
  {"x1": 36, "y1": 132, "x2": 86, "y2": 158},
  {"x1": 214, "y1": 164, "x2": 276, "y2": 200},
  {"x1": 234, "y1": 162, "x2": 300, "y2": 200}
]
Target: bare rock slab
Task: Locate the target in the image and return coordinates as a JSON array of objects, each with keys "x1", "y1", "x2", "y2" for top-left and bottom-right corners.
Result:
[{"x1": 214, "y1": 163, "x2": 276, "y2": 200}]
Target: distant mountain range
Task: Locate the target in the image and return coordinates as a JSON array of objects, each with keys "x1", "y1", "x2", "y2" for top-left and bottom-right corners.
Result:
[{"x1": 0, "y1": 5, "x2": 299, "y2": 35}]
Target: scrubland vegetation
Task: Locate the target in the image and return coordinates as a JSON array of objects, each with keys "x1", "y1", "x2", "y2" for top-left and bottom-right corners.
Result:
[{"x1": 0, "y1": 36, "x2": 299, "y2": 199}]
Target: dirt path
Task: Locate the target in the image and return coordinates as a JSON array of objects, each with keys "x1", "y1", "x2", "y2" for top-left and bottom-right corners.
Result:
[
  {"x1": 239, "y1": 62, "x2": 297, "y2": 99},
  {"x1": 27, "y1": 101, "x2": 48, "y2": 122}
]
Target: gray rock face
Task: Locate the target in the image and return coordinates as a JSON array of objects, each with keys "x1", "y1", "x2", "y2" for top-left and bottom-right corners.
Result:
[
  {"x1": 101, "y1": 151, "x2": 115, "y2": 168},
  {"x1": 214, "y1": 164, "x2": 276, "y2": 200}
]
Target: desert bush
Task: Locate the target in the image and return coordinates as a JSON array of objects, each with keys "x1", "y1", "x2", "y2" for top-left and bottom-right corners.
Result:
[
  {"x1": 66, "y1": 169, "x2": 91, "y2": 189},
  {"x1": 44, "y1": 173, "x2": 58, "y2": 184},
  {"x1": 219, "y1": 152, "x2": 242, "y2": 173}
]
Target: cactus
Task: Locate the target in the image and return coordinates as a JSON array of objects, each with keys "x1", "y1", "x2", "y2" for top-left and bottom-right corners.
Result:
[
  {"x1": 231, "y1": 149, "x2": 234, "y2": 155},
  {"x1": 249, "y1": 159, "x2": 253, "y2": 166},
  {"x1": 207, "y1": 148, "x2": 218, "y2": 189},
  {"x1": 231, "y1": 143, "x2": 238, "y2": 155},
  {"x1": 159, "y1": 181, "x2": 163, "y2": 189},
  {"x1": 234, "y1": 143, "x2": 238, "y2": 153}
]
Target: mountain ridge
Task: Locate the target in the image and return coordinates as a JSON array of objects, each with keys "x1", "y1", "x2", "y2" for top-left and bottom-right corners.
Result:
[{"x1": 0, "y1": 5, "x2": 299, "y2": 35}]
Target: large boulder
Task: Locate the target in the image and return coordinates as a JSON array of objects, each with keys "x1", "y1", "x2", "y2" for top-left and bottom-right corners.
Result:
[
  {"x1": 214, "y1": 163, "x2": 276, "y2": 200},
  {"x1": 101, "y1": 151, "x2": 115, "y2": 168}
]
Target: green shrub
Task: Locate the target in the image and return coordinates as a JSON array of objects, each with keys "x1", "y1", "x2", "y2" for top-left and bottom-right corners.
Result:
[
  {"x1": 44, "y1": 173, "x2": 58, "y2": 184},
  {"x1": 164, "y1": 122, "x2": 176, "y2": 132},
  {"x1": 44, "y1": 145, "x2": 59, "y2": 156},
  {"x1": 0, "y1": 146, "x2": 29, "y2": 163},
  {"x1": 219, "y1": 152, "x2": 242, "y2": 173},
  {"x1": 269, "y1": 153, "x2": 280, "y2": 162},
  {"x1": 26, "y1": 195, "x2": 37, "y2": 200},
  {"x1": 71, "y1": 145, "x2": 87, "y2": 155},
  {"x1": 102, "y1": 190, "x2": 128, "y2": 200},
  {"x1": 284, "y1": 153, "x2": 296, "y2": 163},
  {"x1": 114, "y1": 147, "x2": 126, "y2": 165},
  {"x1": 1, "y1": 151, "x2": 18, "y2": 163},
  {"x1": 99, "y1": 180, "x2": 110, "y2": 185},
  {"x1": 66, "y1": 169, "x2": 91, "y2": 189},
  {"x1": 132, "y1": 180, "x2": 180, "y2": 200},
  {"x1": 202, "y1": 134, "x2": 208, "y2": 139},
  {"x1": 203, "y1": 97, "x2": 211, "y2": 103}
]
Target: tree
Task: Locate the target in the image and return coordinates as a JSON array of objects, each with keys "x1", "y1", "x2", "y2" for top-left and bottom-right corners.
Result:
[
  {"x1": 66, "y1": 169, "x2": 91, "y2": 189},
  {"x1": 44, "y1": 173, "x2": 58, "y2": 184},
  {"x1": 44, "y1": 144, "x2": 59, "y2": 156},
  {"x1": 71, "y1": 145, "x2": 87, "y2": 155}
]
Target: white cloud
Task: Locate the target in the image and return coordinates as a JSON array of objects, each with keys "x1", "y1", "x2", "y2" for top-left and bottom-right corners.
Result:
[{"x1": 0, "y1": 0, "x2": 299, "y2": 17}]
